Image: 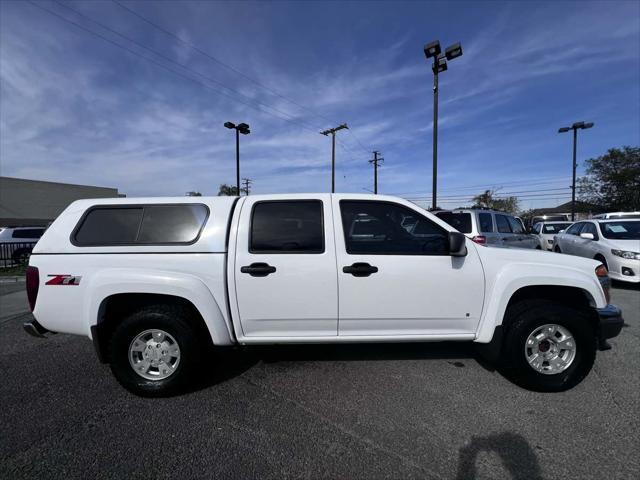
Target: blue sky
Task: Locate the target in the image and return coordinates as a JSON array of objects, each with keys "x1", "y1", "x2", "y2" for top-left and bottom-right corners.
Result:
[{"x1": 1, "y1": 0, "x2": 639, "y2": 210}]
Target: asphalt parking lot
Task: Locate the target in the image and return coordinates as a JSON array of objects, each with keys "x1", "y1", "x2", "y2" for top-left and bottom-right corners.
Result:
[{"x1": 1, "y1": 281, "x2": 638, "y2": 480}]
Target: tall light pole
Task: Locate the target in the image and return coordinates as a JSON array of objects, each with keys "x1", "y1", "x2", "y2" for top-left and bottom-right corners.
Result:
[
  {"x1": 558, "y1": 121, "x2": 594, "y2": 220},
  {"x1": 369, "y1": 151, "x2": 384, "y2": 194},
  {"x1": 320, "y1": 123, "x2": 348, "y2": 193},
  {"x1": 424, "y1": 40, "x2": 463, "y2": 210},
  {"x1": 224, "y1": 121, "x2": 250, "y2": 194}
]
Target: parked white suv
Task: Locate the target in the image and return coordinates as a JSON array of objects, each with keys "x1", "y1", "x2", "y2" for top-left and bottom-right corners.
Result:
[
  {"x1": 531, "y1": 221, "x2": 573, "y2": 251},
  {"x1": 553, "y1": 219, "x2": 640, "y2": 283},
  {"x1": 24, "y1": 194, "x2": 622, "y2": 396},
  {"x1": 0, "y1": 226, "x2": 46, "y2": 264},
  {"x1": 435, "y1": 209, "x2": 539, "y2": 249}
]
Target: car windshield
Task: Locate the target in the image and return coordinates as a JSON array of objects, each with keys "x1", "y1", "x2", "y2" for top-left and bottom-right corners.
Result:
[
  {"x1": 434, "y1": 212, "x2": 472, "y2": 233},
  {"x1": 542, "y1": 223, "x2": 571, "y2": 233},
  {"x1": 599, "y1": 221, "x2": 640, "y2": 240}
]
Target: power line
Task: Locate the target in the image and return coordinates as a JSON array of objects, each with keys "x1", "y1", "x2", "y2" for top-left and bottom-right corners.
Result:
[
  {"x1": 51, "y1": 0, "x2": 325, "y2": 133},
  {"x1": 110, "y1": 0, "x2": 374, "y2": 154},
  {"x1": 111, "y1": 0, "x2": 338, "y2": 125},
  {"x1": 388, "y1": 178, "x2": 572, "y2": 196}
]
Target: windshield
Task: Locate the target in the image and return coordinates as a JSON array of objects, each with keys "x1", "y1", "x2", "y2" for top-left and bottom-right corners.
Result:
[
  {"x1": 435, "y1": 212, "x2": 472, "y2": 233},
  {"x1": 600, "y1": 221, "x2": 640, "y2": 240},
  {"x1": 542, "y1": 223, "x2": 571, "y2": 233}
]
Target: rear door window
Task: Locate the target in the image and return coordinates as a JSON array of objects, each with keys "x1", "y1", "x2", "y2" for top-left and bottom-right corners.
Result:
[
  {"x1": 507, "y1": 216, "x2": 524, "y2": 234},
  {"x1": 478, "y1": 213, "x2": 494, "y2": 233},
  {"x1": 495, "y1": 215, "x2": 512, "y2": 233},
  {"x1": 250, "y1": 201, "x2": 324, "y2": 253},
  {"x1": 434, "y1": 212, "x2": 472, "y2": 233}
]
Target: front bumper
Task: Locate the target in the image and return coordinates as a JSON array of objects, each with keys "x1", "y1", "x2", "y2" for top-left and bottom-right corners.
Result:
[{"x1": 596, "y1": 304, "x2": 624, "y2": 350}]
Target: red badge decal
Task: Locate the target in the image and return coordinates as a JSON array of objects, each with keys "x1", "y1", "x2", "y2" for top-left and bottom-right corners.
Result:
[{"x1": 46, "y1": 275, "x2": 82, "y2": 286}]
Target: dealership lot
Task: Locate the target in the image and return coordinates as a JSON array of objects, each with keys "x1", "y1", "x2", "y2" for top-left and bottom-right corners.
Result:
[{"x1": 1, "y1": 282, "x2": 638, "y2": 479}]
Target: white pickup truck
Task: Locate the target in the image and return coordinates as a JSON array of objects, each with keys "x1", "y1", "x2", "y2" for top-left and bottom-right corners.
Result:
[{"x1": 24, "y1": 194, "x2": 623, "y2": 396}]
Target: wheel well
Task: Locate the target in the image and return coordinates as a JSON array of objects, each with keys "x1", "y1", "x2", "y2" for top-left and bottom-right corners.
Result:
[
  {"x1": 503, "y1": 285, "x2": 598, "y2": 331},
  {"x1": 93, "y1": 293, "x2": 212, "y2": 363}
]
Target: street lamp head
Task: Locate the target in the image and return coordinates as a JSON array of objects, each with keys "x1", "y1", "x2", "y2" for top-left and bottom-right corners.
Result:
[
  {"x1": 445, "y1": 42, "x2": 463, "y2": 60},
  {"x1": 237, "y1": 123, "x2": 250, "y2": 134},
  {"x1": 571, "y1": 121, "x2": 585, "y2": 129},
  {"x1": 433, "y1": 54, "x2": 448, "y2": 74},
  {"x1": 558, "y1": 127, "x2": 571, "y2": 133},
  {"x1": 424, "y1": 40, "x2": 441, "y2": 59},
  {"x1": 583, "y1": 122, "x2": 594, "y2": 129},
  {"x1": 224, "y1": 121, "x2": 235, "y2": 129}
]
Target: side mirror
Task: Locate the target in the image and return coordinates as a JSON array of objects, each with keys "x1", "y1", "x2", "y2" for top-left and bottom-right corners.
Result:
[
  {"x1": 580, "y1": 233, "x2": 594, "y2": 240},
  {"x1": 449, "y1": 231, "x2": 468, "y2": 257},
  {"x1": 559, "y1": 229, "x2": 566, "y2": 233}
]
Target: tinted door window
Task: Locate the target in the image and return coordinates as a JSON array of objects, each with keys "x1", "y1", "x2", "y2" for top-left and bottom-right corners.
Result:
[
  {"x1": 495, "y1": 215, "x2": 512, "y2": 233},
  {"x1": 479, "y1": 213, "x2": 494, "y2": 233},
  {"x1": 565, "y1": 223, "x2": 584, "y2": 236},
  {"x1": 581, "y1": 223, "x2": 599, "y2": 240},
  {"x1": 340, "y1": 201, "x2": 448, "y2": 255},
  {"x1": 250, "y1": 201, "x2": 324, "y2": 253},
  {"x1": 434, "y1": 212, "x2": 472, "y2": 233},
  {"x1": 507, "y1": 216, "x2": 524, "y2": 234}
]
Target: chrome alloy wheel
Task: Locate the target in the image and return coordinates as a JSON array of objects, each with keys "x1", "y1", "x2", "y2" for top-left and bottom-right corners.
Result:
[
  {"x1": 129, "y1": 329, "x2": 181, "y2": 381},
  {"x1": 524, "y1": 324, "x2": 576, "y2": 375}
]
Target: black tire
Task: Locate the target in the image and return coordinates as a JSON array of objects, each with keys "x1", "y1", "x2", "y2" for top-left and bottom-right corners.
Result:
[
  {"x1": 501, "y1": 300, "x2": 596, "y2": 392},
  {"x1": 108, "y1": 304, "x2": 204, "y2": 397},
  {"x1": 554, "y1": 245, "x2": 562, "y2": 253},
  {"x1": 12, "y1": 248, "x2": 32, "y2": 265},
  {"x1": 535, "y1": 246, "x2": 541, "y2": 250}
]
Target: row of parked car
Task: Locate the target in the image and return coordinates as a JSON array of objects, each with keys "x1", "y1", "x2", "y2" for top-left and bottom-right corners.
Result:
[
  {"x1": 436, "y1": 209, "x2": 640, "y2": 284},
  {"x1": 0, "y1": 226, "x2": 47, "y2": 265}
]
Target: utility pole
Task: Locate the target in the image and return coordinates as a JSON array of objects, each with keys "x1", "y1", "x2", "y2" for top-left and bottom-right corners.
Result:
[
  {"x1": 320, "y1": 123, "x2": 348, "y2": 193},
  {"x1": 241, "y1": 178, "x2": 252, "y2": 196},
  {"x1": 558, "y1": 121, "x2": 594, "y2": 221},
  {"x1": 368, "y1": 151, "x2": 384, "y2": 194}
]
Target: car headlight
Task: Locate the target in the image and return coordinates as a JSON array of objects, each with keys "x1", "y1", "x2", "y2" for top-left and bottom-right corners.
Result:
[{"x1": 611, "y1": 249, "x2": 640, "y2": 260}]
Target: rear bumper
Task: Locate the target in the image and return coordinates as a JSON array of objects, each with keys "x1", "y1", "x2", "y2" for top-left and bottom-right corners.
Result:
[
  {"x1": 23, "y1": 319, "x2": 52, "y2": 338},
  {"x1": 596, "y1": 304, "x2": 624, "y2": 350}
]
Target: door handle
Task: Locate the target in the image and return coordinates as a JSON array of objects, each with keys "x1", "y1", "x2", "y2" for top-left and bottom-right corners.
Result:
[
  {"x1": 343, "y1": 262, "x2": 379, "y2": 277},
  {"x1": 240, "y1": 262, "x2": 276, "y2": 277}
]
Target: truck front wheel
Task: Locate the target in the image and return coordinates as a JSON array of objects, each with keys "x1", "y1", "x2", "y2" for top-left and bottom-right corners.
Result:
[
  {"x1": 502, "y1": 300, "x2": 596, "y2": 392},
  {"x1": 108, "y1": 304, "x2": 204, "y2": 397}
]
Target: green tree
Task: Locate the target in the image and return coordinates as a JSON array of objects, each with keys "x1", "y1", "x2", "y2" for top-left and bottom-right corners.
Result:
[
  {"x1": 217, "y1": 184, "x2": 239, "y2": 196},
  {"x1": 578, "y1": 146, "x2": 640, "y2": 211},
  {"x1": 472, "y1": 189, "x2": 519, "y2": 213}
]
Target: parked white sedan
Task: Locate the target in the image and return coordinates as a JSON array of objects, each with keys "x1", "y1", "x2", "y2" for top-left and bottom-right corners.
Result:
[
  {"x1": 531, "y1": 221, "x2": 573, "y2": 250},
  {"x1": 554, "y1": 219, "x2": 640, "y2": 283}
]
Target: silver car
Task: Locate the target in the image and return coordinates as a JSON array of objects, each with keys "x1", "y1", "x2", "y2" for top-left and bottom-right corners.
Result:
[{"x1": 435, "y1": 209, "x2": 539, "y2": 249}]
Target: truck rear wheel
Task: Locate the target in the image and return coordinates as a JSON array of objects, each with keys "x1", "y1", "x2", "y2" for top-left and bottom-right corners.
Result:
[
  {"x1": 502, "y1": 300, "x2": 596, "y2": 392},
  {"x1": 108, "y1": 304, "x2": 204, "y2": 397}
]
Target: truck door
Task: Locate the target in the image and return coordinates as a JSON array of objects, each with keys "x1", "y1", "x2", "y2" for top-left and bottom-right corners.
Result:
[
  {"x1": 233, "y1": 196, "x2": 338, "y2": 337},
  {"x1": 333, "y1": 198, "x2": 485, "y2": 336}
]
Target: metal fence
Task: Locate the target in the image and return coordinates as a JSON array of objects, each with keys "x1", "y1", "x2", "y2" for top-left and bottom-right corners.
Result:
[{"x1": 0, "y1": 242, "x2": 37, "y2": 268}]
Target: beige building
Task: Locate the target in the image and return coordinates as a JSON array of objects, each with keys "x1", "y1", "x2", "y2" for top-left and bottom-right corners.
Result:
[{"x1": 0, "y1": 176, "x2": 123, "y2": 226}]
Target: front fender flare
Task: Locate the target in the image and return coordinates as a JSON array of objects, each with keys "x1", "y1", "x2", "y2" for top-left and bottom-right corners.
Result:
[{"x1": 475, "y1": 264, "x2": 606, "y2": 343}]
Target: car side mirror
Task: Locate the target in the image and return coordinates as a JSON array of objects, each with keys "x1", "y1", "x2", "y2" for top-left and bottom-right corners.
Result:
[
  {"x1": 449, "y1": 231, "x2": 468, "y2": 257},
  {"x1": 559, "y1": 229, "x2": 565, "y2": 233},
  {"x1": 580, "y1": 233, "x2": 594, "y2": 240}
]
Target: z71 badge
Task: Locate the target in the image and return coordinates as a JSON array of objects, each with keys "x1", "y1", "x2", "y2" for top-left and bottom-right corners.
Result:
[{"x1": 45, "y1": 275, "x2": 82, "y2": 286}]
